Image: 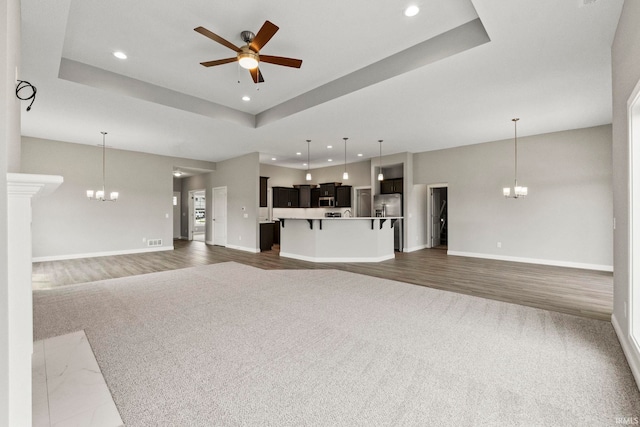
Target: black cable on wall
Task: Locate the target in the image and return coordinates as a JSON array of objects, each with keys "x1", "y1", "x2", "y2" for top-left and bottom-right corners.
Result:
[{"x1": 16, "y1": 80, "x2": 37, "y2": 111}]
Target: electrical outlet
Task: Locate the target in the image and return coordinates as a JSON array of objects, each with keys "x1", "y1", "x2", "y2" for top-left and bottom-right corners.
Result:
[
  {"x1": 497, "y1": 242, "x2": 502, "y2": 248},
  {"x1": 142, "y1": 237, "x2": 146, "y2": 243},
  {"x1": 239, "y1": 235, "x2": 242, "y2": 241}
]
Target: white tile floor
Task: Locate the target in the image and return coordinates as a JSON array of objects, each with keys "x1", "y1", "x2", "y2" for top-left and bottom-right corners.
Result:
[{"x1": 32, "y1": 330, "x2": 123, "y2": 427}]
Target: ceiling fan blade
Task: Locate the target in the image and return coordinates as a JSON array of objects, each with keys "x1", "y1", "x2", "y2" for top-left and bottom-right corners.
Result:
[
  {"x1": 200, "y1": 58, "x2": 237, "y2": 67},
  {"x1": 260, "y1": 55, "x2": 303, "y2": 68},
  {"x1": 194, "y1": 26, "x2": 241, "y2": 53},
  {"x1": 249, "y1": 20, "x2": 279, "y2": 52},
  {"x1": 249, "y1": 67, "x2": 265, "y2": 84}
]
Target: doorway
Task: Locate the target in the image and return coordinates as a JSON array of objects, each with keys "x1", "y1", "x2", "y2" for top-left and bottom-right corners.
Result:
[
  {"x1": 430, "y1": 186, "x2": 448, "y2": 249},
  {"x1": 355, "y1": 187, "x2": 372, "y2": 217},
  {"x1": 212, "y1": 186, "x2": 227, "y2": 246},
  {"x1": 188, "y1": 189, "x2": 206, "y2": 242}
]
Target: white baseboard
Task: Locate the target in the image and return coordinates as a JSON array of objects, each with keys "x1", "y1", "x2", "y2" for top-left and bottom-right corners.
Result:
[
  {"x1": 225, "y1": 244, "x2": 260, "y2": 254},
  {"x1": 447, "y1": 250, "x2": 613, "y2": 272},
  {"x1": 612, "y1": 313, "x2": 640, "y2": 391},
  {"x1": 279, "y1": 251, "x2": 395, "y2": 263},
  {"x1": 33, "y1": 245, "x2": 174, "y2": 262},
  {"x1": 404, "y1": 244, "x2": 428, "y2": 253}
]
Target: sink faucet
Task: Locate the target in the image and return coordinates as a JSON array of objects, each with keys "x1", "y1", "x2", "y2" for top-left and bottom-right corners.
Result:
[{"x1": 343, "y1": 209, "x2": 352, "y2": 218}]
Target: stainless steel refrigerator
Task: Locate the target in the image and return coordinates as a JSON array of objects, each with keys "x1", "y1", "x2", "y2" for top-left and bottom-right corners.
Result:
[{"x1": 373, "y1": 193, "x2": 403, "y2": 251}]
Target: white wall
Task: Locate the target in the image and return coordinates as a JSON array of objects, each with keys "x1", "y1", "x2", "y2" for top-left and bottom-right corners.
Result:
[
  {"x1": 611, "y1": 0, "x2": 640, "y2": 385},
  {"x1": 1, "y1": 0, "x2": 21, "y2": 421},
  {"x1": 21, "y1": 137, "x2": 215, "y2": 260},
  {"x1": 414, "y1": 125, "x2": 613, "y2": 270}
]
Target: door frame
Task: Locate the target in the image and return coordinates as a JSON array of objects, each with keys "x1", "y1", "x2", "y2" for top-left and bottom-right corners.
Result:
[
  {"x1": 628, "y1": 75, "x2": 640, "y2": 382},
  {"x1": 354, "y1": 186, "x2": 372, "y2": 217},
  {"x1": 188, "y1": 189, "x2": 205, "y2": 241},
  {"x1": 427, "y1": 183, "x2": 448, "y2": 249}
]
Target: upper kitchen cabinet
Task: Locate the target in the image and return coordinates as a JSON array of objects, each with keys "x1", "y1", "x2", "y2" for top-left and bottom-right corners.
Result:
[
  {"x1": 380, "y1": 178, "x2": 403, "y2": 194},
  {"x1": 311, "y1": 187, "x2": 320, "y2": 208},
  {"x1": 260, "y1": 176, "x2": 269, "y2": 207},
  {"x1": 272, "y1": 187, "x2": 299, "y2": 208},
  {"x1": 319, "y1": 182, "x2": 340, "y2": 197},
  {"x1": 335, "y1": 185, "x2": 352, "y2": 208},
  {"x1": 296, "y1": 185, "x2": 312, "y2": 208}
]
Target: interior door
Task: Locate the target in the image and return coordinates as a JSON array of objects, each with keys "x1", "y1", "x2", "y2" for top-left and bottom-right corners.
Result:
[
  {"x1": 431, "y1": 189, "x2": 441, "y2": 247},
  {"x1": 213, "y1": 187, "x2": 227, "y2": 246}
]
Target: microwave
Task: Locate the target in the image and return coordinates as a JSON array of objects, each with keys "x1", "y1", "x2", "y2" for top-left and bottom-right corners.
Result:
[{"x1": 319, "y1": 197, "x2": 335, "y2": 207}]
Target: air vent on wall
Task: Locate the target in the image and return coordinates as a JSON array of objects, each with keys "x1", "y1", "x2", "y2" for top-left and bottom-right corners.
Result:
[{"x1": 148, "y1": 239, "x2": 162, "y2": 247}]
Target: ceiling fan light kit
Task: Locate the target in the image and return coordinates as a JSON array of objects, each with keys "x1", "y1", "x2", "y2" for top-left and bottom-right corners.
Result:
[
  {"x1": 195, "y1": 20, "x2": 302, "y2": 83},
  {"x1": 238, "y1": 48, "x2": 259, "y2": 70}
]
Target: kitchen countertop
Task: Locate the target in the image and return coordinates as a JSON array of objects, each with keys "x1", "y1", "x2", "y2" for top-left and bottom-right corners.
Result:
[{"x1": 276, "y1": 216, "x2": 402, "y2": 220}]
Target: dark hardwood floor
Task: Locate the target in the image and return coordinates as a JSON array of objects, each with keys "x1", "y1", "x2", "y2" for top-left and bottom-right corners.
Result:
[{"x1": 32, "y1": 239, "x2": 613, "y2": 321}]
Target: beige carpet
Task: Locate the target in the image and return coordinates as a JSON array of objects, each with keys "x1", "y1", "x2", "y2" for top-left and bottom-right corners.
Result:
[{"x1": 33, "y1": 262, "x2": 640, "y2": 426}]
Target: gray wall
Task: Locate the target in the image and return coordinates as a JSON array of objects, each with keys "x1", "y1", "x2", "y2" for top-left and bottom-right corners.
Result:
[
  {"x1": 612, "y1": 1, "x2": 640, "y2": 348},
  {"x1": 414, "y1": 125, "x2": 613, "y2": 269},
  {"x1": 181, "y1": 153, "x2": 260, "y2": 251},
  {"x1": 260, "y1": 159, "x2": 372, "y2": 189},
  {"x1": 260, "y1": 163, "x2": 305, "y2": 188},
  {"x1": 305, "y1": 159, "x2": 372, "y2": 187},
  {"x1": 21, "y1": 137, "x2": 215, "y2": 259},
  {"x1": 216, "y1": 153, "x2": 260, "y2": 249}
]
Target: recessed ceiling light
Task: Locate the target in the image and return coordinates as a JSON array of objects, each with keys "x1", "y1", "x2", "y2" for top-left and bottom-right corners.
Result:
[
  {"x1": 327, "y1": 145, "x2": 333, "y2": 149},
  {"x1": 242, "y1": 96, "x2": 251, "y2": 101},
  {"x1": 296, "y1": 152, "x2": 302, "y2": 156},
  {"x1": 328, "y1": 159, "x2": 333, "y2": 162},
  {"x1": 271, "y1": 157, "x2": 277, "y2": 161},
  {"x1": 303, "y1": 162, "x2": 308, "y2": 166},
  {"x1": 113, "y1": 51, "x2": 127, "y2": 60},
  {"x1": 404, "y1": 5, "x2": 420, "y2": 17},
  {"x1": 357, "y1": 153, "x2": 363, "y2": 157}
]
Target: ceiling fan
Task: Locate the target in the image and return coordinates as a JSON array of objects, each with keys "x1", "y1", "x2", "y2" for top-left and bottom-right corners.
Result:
[{"x1": 194, "y1": 20, "x2": 303, "y2": 84}]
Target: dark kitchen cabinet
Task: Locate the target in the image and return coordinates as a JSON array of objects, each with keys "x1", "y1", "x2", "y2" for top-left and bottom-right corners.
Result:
[
  {"x1": 297, "y1": 185, "x2": 311, "y2": 208},
  {"x1": 273, "y1": 220, "x2": 281, "y2": 244},
  {"x1": 259, "y1": 176, "x2": 269, "y2": 207},
  {"x1": 272, "y1": 187, "x2": 299, "y2": 208},
  {"x1": 260, "y1": 222, "x2": 274, "y2": 251},
  {"x1": 335, "y1": 185, "x2": 352, "y2": 207},
  {"x1": 311, "y1": 187, "x2": 320, "y2": 208},
  {"x1": 319, "y1": 183, "x2": 340, "y2": 197},
  {"x1": 380, "y1": 178, "x2": 403, "y2": 194}
]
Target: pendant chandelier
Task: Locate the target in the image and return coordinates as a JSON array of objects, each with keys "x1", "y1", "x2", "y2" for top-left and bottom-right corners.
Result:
[
  {"x1": 503, "y1": 118, "x2": 528, "y2": 198},
  {"x1": 342, "y1": 137, "x2": 349, "y2": 180},
  {"x1": 87, "y1": 131, "x2": 119, "y2": 202},
  {"x1": 377, "y1": 139, "x2": 384, "y2": 181},
  {"x1": 305, "y1": 139, "x2": 312, "y2": 181}
]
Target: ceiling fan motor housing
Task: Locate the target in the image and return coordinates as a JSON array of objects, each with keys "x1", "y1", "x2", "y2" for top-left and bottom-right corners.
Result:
[{"x1": 241, "y1": 31, "x2": 255, "y2": 44}]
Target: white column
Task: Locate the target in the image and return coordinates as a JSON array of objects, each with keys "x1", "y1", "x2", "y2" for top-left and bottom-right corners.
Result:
[{"x1": 6, "y1": 173, "x2": 62, "y2": 427}]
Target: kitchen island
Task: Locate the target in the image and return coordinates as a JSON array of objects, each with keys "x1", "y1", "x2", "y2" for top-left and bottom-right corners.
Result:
[{"x1": 278, "y1": 217, "x2": 401, "y2": 263}]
